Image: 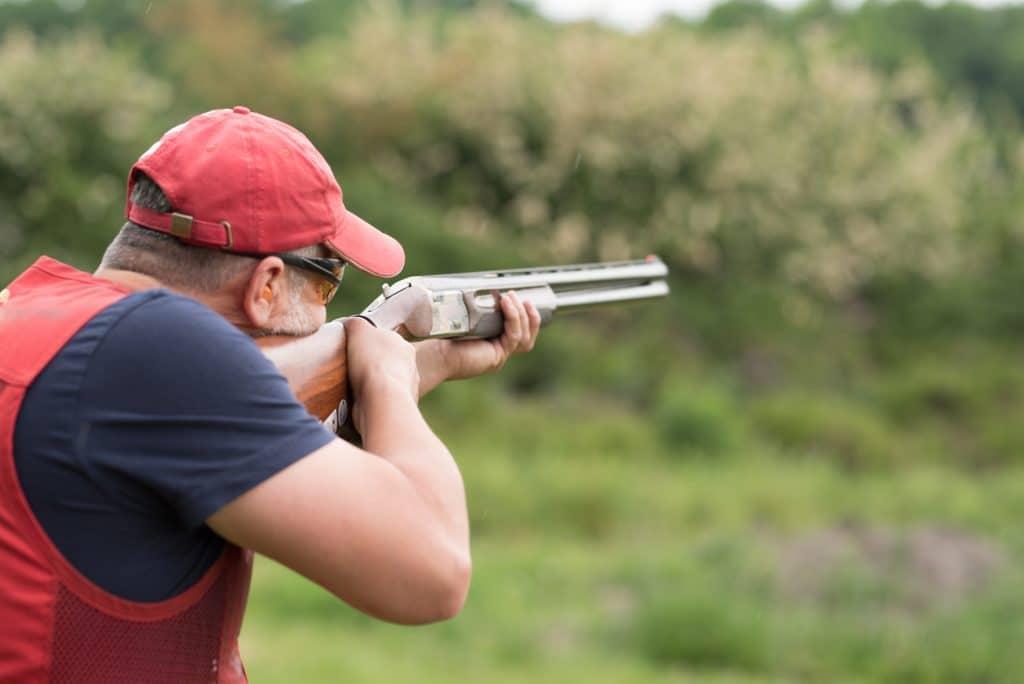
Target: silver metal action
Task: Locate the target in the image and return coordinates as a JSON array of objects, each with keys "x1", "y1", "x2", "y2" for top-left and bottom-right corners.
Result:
[{"x1": 358, "y1": 256, "x2": 670, "y2": 340}]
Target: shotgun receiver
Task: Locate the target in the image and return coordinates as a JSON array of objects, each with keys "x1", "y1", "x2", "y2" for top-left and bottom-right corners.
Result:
[{"x1": 260, "y1": 257, "x2": 669, "y2": 428}]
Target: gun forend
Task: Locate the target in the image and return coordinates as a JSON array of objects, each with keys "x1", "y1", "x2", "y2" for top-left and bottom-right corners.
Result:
[{"x1": 358, "y1": 256, "x2": 670, "y2": 340}]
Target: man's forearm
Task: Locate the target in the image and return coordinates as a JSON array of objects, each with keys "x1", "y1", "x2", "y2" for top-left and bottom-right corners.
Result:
[
  {"x1": 356, "y1": 376, "x2": 469, "y2": 554},
  {"x1": 413, "y1": 339, "x2": 453, "y2": 398}
]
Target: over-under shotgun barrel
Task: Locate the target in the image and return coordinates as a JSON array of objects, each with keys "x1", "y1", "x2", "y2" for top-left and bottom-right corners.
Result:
[{"x1": 360, "y1": 256, "x2": 670, "y2": 339}]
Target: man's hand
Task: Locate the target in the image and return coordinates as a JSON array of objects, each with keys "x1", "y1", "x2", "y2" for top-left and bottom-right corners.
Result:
[
  {"x1": 344, "y1": 317, "x2": 421, "y2": 433},
  {"x1": 346, "y1": 317, "x2": 419, "y2": 398},
  {"x1": 415, "y1": 291, "x2": 542, "y2": 397}
]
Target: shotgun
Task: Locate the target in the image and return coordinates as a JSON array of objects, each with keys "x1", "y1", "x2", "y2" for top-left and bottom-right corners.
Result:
[{"x1": 260, "y1": 256, "x2": 669, "y2": 429}]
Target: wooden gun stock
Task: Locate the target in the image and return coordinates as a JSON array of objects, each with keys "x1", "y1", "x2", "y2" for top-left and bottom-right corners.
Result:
[{"x1": 258, "y1": 319, "x2": 348, "y2": 422}]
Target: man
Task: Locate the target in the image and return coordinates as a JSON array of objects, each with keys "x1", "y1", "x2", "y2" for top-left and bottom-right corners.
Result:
[{"x1": 0, "y1": 106, "x2": 540, "y2": 682}]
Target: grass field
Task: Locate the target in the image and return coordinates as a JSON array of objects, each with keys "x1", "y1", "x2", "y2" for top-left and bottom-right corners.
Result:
[{"x1": 240, "y1": 379, "x2": 1024, "y2": 683}]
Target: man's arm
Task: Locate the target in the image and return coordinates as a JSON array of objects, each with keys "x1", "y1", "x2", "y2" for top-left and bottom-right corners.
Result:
[
  {"x1": 207, "y1": 319, "x2": 471, "y2": 624},
  {"x1": 213, "y1": 294, "x2": 539, "y2": 623},
  {"x1": 259, "y1": 291, "x2": 541, "y2": 418}
]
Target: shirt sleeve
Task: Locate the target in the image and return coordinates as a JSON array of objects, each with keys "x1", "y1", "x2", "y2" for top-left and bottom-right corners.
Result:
[{"x1": 78, "y1": 291, "x2": 336, "y2": 528}]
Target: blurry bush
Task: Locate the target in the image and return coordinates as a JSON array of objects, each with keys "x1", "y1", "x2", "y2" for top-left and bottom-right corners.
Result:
[
  {"x1": 874, "y1": 354, "x2": 1024, "y2": 468},
  {"x1": 631, "y1": 588, "x2": 772, "y2": 670},
  {"x1": 1, "y1": 2, "x2": 1011, "y2": 319},
  {"x1": 303, "y1": 4, "x2": 998, "y2": 306},
  {"x1": 142, "y1": 0, "x2": 305, "y2": 121},
  {"x1": 750, "y1": 391, "x2": 900, "y2": 470},
  {"x1": 0, "y1": 29, "x2": 169, "y2": 280},
  {"x1": 654, "y1": 378, "x2": 746, "y2": 456},
  {"x1": 624, "y1": 543, "x2": 775, "y2": 671}
]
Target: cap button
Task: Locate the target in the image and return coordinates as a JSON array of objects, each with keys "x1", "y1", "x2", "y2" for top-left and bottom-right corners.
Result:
[{"x1": 232, "y1": 105, "x2": 251, "y2": 115}]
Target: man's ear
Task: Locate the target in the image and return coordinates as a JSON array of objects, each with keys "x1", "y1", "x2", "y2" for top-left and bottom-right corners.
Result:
[{"x1": 241, "y1": 256, "x2": 286, "y2": 330}]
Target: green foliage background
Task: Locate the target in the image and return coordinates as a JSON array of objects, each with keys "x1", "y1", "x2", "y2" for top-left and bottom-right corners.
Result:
[{"x1": 5, "y1": 0, "x2": 1024, "y2": 681}]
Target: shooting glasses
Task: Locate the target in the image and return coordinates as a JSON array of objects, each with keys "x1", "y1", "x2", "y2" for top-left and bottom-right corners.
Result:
[{"x1": 238, "y1": 252, "x2": 347, "y2": 304}]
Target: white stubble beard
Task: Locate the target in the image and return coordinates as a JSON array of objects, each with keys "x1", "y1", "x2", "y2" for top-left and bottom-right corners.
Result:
[{"x1": 260, "y1": 285, "x2": 322, "y2": 337}]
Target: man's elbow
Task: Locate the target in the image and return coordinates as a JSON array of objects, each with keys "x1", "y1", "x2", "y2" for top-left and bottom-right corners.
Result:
[
  {"x1": 358, "y1": 546, "x2": 472, "y2": 625},
  {"x1": 437, "y1": 548, "x2": 472, "y2": 620},
  {"x1": 414, "y1": 547, "x2": 472, "y2": 624}
]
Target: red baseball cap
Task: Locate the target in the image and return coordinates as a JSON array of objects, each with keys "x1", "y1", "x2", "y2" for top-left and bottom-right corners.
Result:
[{"x1": 125, "y1": 106, "x2": 405, "y2": 278}]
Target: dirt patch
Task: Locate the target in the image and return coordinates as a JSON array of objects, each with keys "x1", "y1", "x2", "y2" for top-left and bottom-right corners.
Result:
[
  {"x1": 539, "y1": 621, "x2": 580, "y2": 656},
  {"x1": 778, "y1": 524, "x2": 1006, "y2": 613},
  {"x1": 598, "y1": 584, "x2": 638, "y2": 621}
]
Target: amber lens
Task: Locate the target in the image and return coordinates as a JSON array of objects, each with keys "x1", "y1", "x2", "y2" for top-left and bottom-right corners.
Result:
[{"x1": 317, "y1": 278, "x2": 339, "y2": 304}]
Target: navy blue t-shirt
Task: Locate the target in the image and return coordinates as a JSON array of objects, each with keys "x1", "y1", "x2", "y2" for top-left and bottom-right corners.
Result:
[{"x1": 14, "y1": 290, "x2": 335, "y2": 601}]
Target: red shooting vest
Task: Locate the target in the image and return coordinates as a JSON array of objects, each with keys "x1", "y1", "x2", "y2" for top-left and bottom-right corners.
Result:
[{"x1": 0, "y1": 257, "x2": 252, "y2": 683}]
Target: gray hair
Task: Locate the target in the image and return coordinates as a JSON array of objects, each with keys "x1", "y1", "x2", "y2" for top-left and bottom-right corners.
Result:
[{"x1": 100, "y1": 173, "x2": 319, "y2": 294}]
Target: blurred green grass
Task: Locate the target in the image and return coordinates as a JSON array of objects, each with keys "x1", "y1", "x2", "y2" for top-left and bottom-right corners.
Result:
[{"x1": 242, "y1": 383, "x2": 1024, "y2": 682}]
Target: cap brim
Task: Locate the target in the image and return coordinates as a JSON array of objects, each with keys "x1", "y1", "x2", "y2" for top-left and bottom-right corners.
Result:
[{"x1": 326, "y1": 210, "x2": 405, "y2": 278}]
